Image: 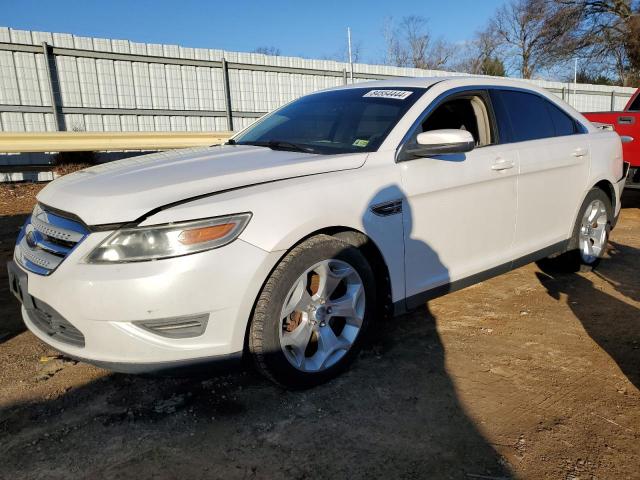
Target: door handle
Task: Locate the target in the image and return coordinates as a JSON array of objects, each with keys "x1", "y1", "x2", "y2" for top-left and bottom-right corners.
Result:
[
  {"x1": 618, "y1": 116, "x2": 635, "y2": 125},
  {"x1": 572, "y1": 147, "x2": 588, "y2": 158},
  {"x1": 491, "y1": 158, "x2": 514, "y2": 171}
]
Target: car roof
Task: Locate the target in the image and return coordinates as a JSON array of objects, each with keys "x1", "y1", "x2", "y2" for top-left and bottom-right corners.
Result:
[
  {"x1": 320, "y1": 75, "x2": 594, "y2": 131},
  {"x1": 331, "y1": 76, "x2": 456, "y2": 89},
  {"x1": 325, "y1": 75, "x2": 550, "y2": 95}
]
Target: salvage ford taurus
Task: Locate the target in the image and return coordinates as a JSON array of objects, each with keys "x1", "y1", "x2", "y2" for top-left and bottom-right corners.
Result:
[{"x1": 8, "y1": 77, "x2": 626, "y2": 387}]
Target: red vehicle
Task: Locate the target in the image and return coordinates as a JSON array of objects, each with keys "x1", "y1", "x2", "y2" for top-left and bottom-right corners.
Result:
[{"x1": 584, "y1": 89, "x2": 640, "y2": 188}]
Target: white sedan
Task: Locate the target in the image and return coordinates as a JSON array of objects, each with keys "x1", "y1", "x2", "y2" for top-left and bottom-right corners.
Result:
[{"x1": 8, "y1": 77, "x2": 626, "y2": 387}]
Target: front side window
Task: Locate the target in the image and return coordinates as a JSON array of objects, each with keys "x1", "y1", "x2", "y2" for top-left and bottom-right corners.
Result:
[
  {"x1": 401, "y1": 92, "x2": 495, "y2": 159},
  {"x1": 629, "y1": 94, "x2": 640, "y2": 111},
  {"x1": 420, "y1": 94, "x2": 494, "y2": 147},
  {"x1": 234, "y1": 87, "x2": 426, "y2": 155}
]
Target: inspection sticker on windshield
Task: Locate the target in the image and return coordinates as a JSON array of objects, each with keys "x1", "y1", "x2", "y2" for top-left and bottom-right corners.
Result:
[{"x1": 363, "y1": 90, "x2": 413, "y2": 100}]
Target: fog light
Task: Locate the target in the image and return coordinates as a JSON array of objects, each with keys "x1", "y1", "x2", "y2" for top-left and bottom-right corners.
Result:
[{"x1": 134, "y1": 314, "x2": 209, "y2": 339}]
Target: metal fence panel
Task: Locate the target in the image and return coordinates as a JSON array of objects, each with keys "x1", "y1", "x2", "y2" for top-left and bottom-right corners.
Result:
[
  {"x1": 0, "y1": 26, "x2": 637, "y2": 139},
  {"x1": 14, "y1": 52, "x2": 41, "y2": 105},
  {"x1": 96, "y1": 59, "x2": 118, "y2": 108},
  {"x1": 0, "y1": 50, "x2": 21, "y2": 104},
  {"x1": 115, "y1": 61, "x2": 136, "y2": 108},
  {"x1": 76, "y1": 57, "x2": 100, "y2": 107}
]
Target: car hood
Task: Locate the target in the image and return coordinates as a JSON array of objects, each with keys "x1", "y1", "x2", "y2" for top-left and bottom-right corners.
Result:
[{"x1": 37, "y1": 145, "x2": 366, "y2": 225}]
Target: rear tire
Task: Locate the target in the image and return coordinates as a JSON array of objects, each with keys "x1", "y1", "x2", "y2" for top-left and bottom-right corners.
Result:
[
  {"x1": 537, "y1": 188, "x2": 612, "y2": 273},
  {"x1": 249, "y1": 234, "x2": 376, "y2": 388}
]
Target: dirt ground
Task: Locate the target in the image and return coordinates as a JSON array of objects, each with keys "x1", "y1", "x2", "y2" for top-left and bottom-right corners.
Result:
[{"x1": 0, "y1": 183, "x2": 638, "y2": 480}]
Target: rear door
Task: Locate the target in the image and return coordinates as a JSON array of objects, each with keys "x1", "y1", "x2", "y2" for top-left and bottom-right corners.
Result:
[{"x1": 490, "y1": 89, "x2": 590, "y2": 258}]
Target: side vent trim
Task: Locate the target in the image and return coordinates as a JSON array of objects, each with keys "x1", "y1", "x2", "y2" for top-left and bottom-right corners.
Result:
[{"x1": 371, "y1": 199, "x2": 403, "y2": 217}]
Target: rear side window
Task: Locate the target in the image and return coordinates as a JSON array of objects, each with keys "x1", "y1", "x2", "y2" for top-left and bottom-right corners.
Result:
[
  {"x1": 496, "y1": 90, "x2": 555, "y2": 142},
  {"x1": 629, "y1": 94, "x2": 640, "y2": 111},
  {"x1": 547, "y1": 103, "x2": 578, "y2": 136}
]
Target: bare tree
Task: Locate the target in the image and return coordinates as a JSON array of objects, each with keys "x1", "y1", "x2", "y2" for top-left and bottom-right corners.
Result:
[
  {"x1": 252, "y1": 46, "x2": 281, "y2": 56},
  {"x1": 402, "y1": 16, "x2": 430, "y2": 68},
  {"x1": 320, "y1": 40, "x2": 364, "y2": 63},
  {"x1": 382, "y1": 16, "x2": 456, "y2": 70},
  {"x1": 423, "y1": 38, "x2": 457, "y2": 70},
  {"x1": 491, "y1": 0, "x2": 585, "y2": 78},
  {"x1": 382, "y1": 16, "x2": 409, "y2": 66},
  {"x1": 455, "y1": 28, "x2": 506, "y2": 75},
  {"x1": 555, "y1": 0, "x2": 639, "y2": 85},
  {"x1": 625, "y1": 10, "x2": 640, "y2": 84}
]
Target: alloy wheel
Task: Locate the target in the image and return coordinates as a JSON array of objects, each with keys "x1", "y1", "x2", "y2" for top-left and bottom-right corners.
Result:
[
  {"x1": 278, "y1": 259, "x2": 365, "y2": 372},
  {"x1": 579, "y1": 199, "x2": 609, "y2": 264}
]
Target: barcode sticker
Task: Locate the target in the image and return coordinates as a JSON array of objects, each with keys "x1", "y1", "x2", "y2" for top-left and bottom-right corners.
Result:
[{"x1": 363, "y1": 90, "x2": 413, "y2": 100}]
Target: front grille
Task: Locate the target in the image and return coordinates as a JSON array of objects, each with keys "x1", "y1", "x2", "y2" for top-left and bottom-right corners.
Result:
[
  {"x1": 15, "y1": 204, "x2": 88, "y2": 276},
  {"x1": 26, "y1": 297, "x2": 85, "y2": 347}
]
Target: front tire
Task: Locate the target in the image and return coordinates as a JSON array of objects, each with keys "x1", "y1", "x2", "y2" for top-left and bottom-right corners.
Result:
[
  {"x1": 537, "y1": 188, "x2": 612, "y2": 273},
  {"x1": 249, "y1": 234, "x2": 376, "y2": 388}
]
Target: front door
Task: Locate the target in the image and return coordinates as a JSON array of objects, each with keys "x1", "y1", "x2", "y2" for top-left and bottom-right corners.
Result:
[{"x1": 398, "y1": 90, "x2": 518, "y2": 304}]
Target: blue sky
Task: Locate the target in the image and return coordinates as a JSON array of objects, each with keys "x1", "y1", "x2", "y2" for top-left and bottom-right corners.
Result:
[{"x1": 2, "y1": 0, "x2": 505, "y2": 62}]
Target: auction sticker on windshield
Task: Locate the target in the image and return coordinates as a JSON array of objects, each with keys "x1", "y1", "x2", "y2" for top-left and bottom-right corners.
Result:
[{"x1": 363, "y1": 90, "x2": 413, "y2": 100}]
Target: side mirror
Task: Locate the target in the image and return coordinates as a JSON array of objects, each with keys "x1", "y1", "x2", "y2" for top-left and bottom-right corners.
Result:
[{"x1": 404, "y1": 129, "x2": 475, "y2": 157}]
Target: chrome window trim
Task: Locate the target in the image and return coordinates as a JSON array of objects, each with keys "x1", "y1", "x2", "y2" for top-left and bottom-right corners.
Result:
[{"x1": 395, "y1": 84, "x2": 590, "y2": 163}]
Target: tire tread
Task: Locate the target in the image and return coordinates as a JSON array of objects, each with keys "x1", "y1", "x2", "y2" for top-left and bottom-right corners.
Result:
[{"x1": 249, "y1": 234, "x2": 356, "y2": 387}]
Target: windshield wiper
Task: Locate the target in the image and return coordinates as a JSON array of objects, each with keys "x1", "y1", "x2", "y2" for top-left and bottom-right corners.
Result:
[{"x1": 238, "y1": 140, "x2": 317, "y2": 154}]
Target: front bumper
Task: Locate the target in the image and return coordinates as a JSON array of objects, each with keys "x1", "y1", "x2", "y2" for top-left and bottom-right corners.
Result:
[{"x1": 8, "y1": 236, "x2": 282, "y2": 373}]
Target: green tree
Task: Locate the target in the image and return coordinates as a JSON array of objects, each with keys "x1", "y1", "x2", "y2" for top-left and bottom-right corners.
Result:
[{"x1": 481, "y1": 56, "x2": 507, "y2": 76}]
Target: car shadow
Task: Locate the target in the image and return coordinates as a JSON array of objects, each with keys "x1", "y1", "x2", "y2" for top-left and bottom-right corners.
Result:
[
  {"x1": 0, "y1": 186, "x2": 512, "y2": 479},
  {"x1": 535, "y1": 190, "x2": 640, "y2": 390},
  {"x1": 0, "y1": 213, "x2": 28, "y2": 344},
  {"x1": 535, "y1": 269, "x2": 639, "y2": 390},
  {"x1": 620, "y1": 187, "x2": 640, "y2": 209}
]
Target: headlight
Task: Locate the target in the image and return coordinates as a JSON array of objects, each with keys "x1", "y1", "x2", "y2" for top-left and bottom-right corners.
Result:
[{"x1": 85, "y1": 213, "x2": 251, "y2": 264}]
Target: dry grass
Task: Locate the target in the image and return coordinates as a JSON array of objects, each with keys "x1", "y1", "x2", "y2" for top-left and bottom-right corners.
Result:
[
  {"x1": 52, "y1": 162, "x2": 93, "y2": 177},
  {"x1": 0, "y1": 161, "x2": 92, "y2": 217},
  {"x1": 0, "y1": 183, "x2": 46, "y2": 216}
]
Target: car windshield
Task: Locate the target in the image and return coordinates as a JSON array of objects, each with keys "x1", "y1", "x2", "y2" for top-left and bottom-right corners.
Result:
[{"x1": 233, "y1": 87, "x2": 427, "y2": 154}]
